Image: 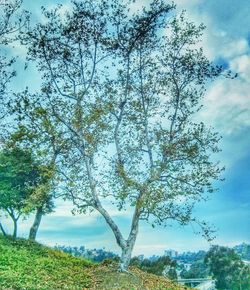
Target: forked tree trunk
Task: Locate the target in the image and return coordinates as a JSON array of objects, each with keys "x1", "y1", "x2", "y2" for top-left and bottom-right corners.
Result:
[
  {"x1": 7, "y1": 210, "x2": 19, "y2": 239},
  {"x1": 95, "y1": 200, "x2": 140, "y2": 272},
  {"x1": 118, "y1": 207, "x2": 140, "y2": 271},
  {"x1": 7, "y1": 209, "x2": 18, "y2": 239},
  {"x1": 29, "y1": 206, "x2": 43, "y2": 240}
]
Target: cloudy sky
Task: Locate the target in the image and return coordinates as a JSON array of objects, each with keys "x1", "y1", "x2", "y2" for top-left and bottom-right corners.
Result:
[{"x1": 2, "y1": 0, "x2": 250, "y2": 256}]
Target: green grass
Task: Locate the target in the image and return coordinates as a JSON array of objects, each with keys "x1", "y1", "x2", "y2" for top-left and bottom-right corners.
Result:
[
  {"x1": 0, "y1": 235, "x2": 189, "y2": 290},
  {"x1": 0, "y1": 235, "x2": 93, "y2": 289}
]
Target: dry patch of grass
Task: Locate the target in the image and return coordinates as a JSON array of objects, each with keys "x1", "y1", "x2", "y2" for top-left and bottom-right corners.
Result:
[{"x1": 91, "y1": 262, "x2": 190, "y2": 290}]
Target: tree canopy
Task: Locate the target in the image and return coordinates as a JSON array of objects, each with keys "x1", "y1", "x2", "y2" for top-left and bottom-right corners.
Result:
[
  {"x1": 0, "y1": 146, "x2": 54, "y2": 238},
  {"x1": 205, "y1": 245, "x2": 250, "y2": 290}
]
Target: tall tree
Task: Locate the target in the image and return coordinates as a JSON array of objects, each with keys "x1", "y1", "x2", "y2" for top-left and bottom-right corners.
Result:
[{"x1": 17, "y1": 0, "x2": 231, "y2": 270}]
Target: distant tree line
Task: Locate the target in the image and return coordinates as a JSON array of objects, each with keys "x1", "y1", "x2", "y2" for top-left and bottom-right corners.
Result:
[
  {"x1": 234, "y1": 243, "x2": 250, "y2": 261},
  {"x1": 55, "y1": 244, "x2": 178, "y2": 280},
  {"x1": 179, "y1": 245, "x2": 250, "y2": 290},
  {"x1": 131, "y1": 255, "x2": 177, "y2": 280},
  {"x1": 54, "y1": 245, "x2": 118, "y2": 263},
  {"x1": 55, "y1": 243, "x2": 250, "y2": 288}
]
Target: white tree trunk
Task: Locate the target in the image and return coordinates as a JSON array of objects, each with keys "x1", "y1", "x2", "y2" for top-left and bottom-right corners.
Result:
[
  {"x1": 119, "y1": 206, "x2": 140, "y2": 271},
  {"x1": 85, "y1": 147, "x2": 141, "y2": 271},
  {"x1": 96, "y1": 200, "x2": 140, "y2": 271},
  {"x1": 119, "y1": 243, "x2": 134, "y2": 271}
]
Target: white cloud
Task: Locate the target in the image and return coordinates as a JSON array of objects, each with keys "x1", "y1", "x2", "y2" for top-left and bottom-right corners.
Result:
[
  {"x1": 231, "y1": 55, "x2": 250, "y2": 80},
  {"x1": 175, "y1": 0, "x2": 204, "y2": 8},
  {"x1": 12, "y1": 42, "x2": 27, "y2": 60},
  {"x1": 1, "y1": 198, "x2": 133, "y2": 238},
  {"x1": 198, "y1": 51, "x2": 250, "y2": 136},
  {"x1": 204, "y1": 36, "x2": 249, "y2": 60}
]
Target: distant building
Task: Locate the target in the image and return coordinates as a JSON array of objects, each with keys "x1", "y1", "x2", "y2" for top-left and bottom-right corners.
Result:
[
  {"x1": 164, "y1": 249, "x2": 178, "y2": 258},
  {"x1": 137, "y1": 255, "x2": 144, "y2": 261},
  {"x1": 182, "y1": 263, "x2": 191, "y2": 271},
  {"x1": 242, "y1": 260, "x2": 250, "y2": 265},
  {"x1": 149, "y1": 255, "x2": 160, "y2": 262}
]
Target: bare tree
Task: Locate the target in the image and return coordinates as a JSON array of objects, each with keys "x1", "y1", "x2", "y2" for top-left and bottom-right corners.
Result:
[{"x1": 16, "y1": 0, "x2": 231, "y2": 271}]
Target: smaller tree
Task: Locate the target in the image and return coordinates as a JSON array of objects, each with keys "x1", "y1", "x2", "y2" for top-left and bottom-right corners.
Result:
[
  {"x1": 6, "y1": 126, "x2": 58, "y2": 240},
  {"x1": 205, "y1": 245, "x2": 250, "y2": 290},
  {"x1": 28, "y1": 162, "x2": 55, "y2": 240},
  {"x1": 0, "y1": 146, "x2": 53, "y2": 238}
]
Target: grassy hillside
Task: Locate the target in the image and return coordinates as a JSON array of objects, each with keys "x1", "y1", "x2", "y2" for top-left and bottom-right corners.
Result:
[{"x1": 0, "y1": 235, "x2": 189, "y2": 290}]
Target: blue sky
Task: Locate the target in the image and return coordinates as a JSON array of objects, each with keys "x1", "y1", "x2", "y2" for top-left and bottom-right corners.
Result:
[{"x1": 2, "y1": 0, "x2": 250, "y2": 256}]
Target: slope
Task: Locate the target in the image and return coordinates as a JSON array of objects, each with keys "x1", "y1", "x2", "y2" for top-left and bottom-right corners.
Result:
[{"x1": 0, "y1": 235, "x2": 188, "y2": 290}]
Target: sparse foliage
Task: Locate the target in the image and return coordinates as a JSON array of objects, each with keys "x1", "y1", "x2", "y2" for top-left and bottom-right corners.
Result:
[
  {"x1": 0, "y1": 0, "x2": 29, "y2": 119},
  {"x1": 15, "y1": 0, "x2": 228, "y2": 270}
]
